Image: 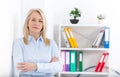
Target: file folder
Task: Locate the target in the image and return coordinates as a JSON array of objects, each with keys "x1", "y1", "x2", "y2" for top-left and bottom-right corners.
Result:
[
  {"x1": 92, "y1": 32, "x2": 100, "y2": 47},
  {"x1": 95, "y1": 52, "x2": 109, "y2": 72},
  {"x1": 104, "y1": 27, "x2": 110, "y2": 48},
  {"x1": 67, "y1": 27, "x2": 78, "y2": 48},
  {"x1": 65, "y1": 51, "x2": 70, "y2": 71},
  {"x1": 95, "y1": 52, "x2": 106, "y2": 72},
  {"x1": 61, "y1": 51, "x2": 66, "y2": 71},
  {"x1": 70, "y1": 51, "x2": 76, "y2": 72},
  {"x1": 62, "y1": 31, "x2": 70, "y2": 48},
  {"x1": 79, "y1": 51, "x2": 83, "y2": 71},
  {"x1": 99, "y1": 53, "x2": 109, "y2": 72},
  {"x1": 92, "y1": 28, "x2": 104, "y2": 48},
  {"x1": 64, "y1": 28, "x2": 74, "y2": 48},
  {"x1": 95, "y1": 28, "x2": 104, "y2": 48}
]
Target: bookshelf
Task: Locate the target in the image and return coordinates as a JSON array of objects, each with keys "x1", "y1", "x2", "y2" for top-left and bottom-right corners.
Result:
[{"x1": 56, "y1": 24, "x2": 110, "y2": 77}]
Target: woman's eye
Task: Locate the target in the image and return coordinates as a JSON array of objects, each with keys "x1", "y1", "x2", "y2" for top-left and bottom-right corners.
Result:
[
  {"x1": 32, "y1": 19, "x2": 35, "y2": 21},
  {"x1": 39, "y1": 20, "x2": 42, "y2": 22}
]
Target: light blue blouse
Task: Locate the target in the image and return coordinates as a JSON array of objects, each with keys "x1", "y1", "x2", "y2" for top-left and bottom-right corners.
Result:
[{"x1": 12, "y1": 36, "x2": 62, "y2": 77}]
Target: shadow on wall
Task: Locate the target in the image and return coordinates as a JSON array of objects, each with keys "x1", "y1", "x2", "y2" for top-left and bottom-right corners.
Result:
[{"x1": 53, "y1": 24, "x2": 59, "y2": 47}]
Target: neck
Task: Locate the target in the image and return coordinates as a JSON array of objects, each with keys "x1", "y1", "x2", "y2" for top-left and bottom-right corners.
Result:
[{"x1": 30, "y1": 32, "x2": 40, "y2": 41}]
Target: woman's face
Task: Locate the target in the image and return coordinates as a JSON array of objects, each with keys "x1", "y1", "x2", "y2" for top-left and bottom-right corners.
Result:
[{"x1": 28, "y1": 11, "x2": 43, "y2": 35}]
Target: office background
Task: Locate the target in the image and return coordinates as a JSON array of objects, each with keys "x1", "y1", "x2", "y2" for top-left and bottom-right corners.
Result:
[{"x1": 0, "y1": 0, "x2": 120, "y2": 76}]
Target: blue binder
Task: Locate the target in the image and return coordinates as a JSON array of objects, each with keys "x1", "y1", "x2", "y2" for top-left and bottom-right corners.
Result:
[{"x1": 104, "y1": 27, "x2": 110, "y2": 48}]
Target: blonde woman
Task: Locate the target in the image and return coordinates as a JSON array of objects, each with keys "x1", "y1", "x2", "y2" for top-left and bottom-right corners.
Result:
[{"x1": 12, "y1": 8, "x2": 62, "y2": 77}]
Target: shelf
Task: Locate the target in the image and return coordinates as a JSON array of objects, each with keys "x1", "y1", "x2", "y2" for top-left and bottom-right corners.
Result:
[
  {"x1": 59, "y1": 72, "x2": 108, "y2": 75},
  {"x1": 60, "y1": 48, "x2": 109, "y2": 51},
  {"x1": 59, "y1": 24, "x2": 107, "y2": 27},
  {"x1": 56, "y1": 24, "x2": 110, "y2": 77}
]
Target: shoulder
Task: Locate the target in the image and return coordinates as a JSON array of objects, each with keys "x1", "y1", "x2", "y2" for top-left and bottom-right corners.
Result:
[
  {"x1": 13, "y1": 37, "x2": 24, "y2": 45},
  {"x1": 49, "y1": 39, "x2": 57, "y2": 46}
]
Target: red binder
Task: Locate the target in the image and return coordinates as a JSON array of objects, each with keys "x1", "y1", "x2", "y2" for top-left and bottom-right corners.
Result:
[
  {"x1": 95, "y1": 52, "x2": 109, "y2": 72},
  {"x1": 99, "y1": 53, "x2": 109, "y2": 72}
]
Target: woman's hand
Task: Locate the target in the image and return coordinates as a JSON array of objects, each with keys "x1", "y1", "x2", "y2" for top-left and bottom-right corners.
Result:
[
  {"x1": 50, "y1": 57, "x2": 59, "y2": 62},
  {"x1": 17, "y1": 57, "x2": 59, "y2": 72},
  {"x1": 17, "y1": 62, "x2": 37, "y2": 72}
]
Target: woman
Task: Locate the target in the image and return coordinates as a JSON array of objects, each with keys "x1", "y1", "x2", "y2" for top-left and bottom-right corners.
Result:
[{"x1": 12, "y1": 8, "x2": 62, "y2": 77}]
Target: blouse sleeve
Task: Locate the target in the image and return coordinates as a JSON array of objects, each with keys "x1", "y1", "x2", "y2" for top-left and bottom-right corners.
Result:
[
  {"x1": 12, "y1": 39, "x2": 24, "y2": 77},
  {"x1": 36, "y1": 40, "x2": 62, "y2": 74}
]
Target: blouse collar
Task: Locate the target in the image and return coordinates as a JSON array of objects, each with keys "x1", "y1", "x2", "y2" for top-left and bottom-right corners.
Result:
[{"x1": 28, "y1": 35, "x2": 43, "y2": 42}]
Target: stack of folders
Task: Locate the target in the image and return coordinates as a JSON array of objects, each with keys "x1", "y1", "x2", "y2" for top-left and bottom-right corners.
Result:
[
  {"x1": 63, "y1": 27, "x2": 78, "y2": 48},
  {"x1": 92, "y1": 28, "x2": 105, "y2": 48},
  {"x1": 61, "y1": 51, "x2": 83, "y2": 72},
  {"x1": 95, "y1": 52, "x2": 109, "y2": 72},
  {"x1": 92, "y1": 27, "x2": 110, "y2": 48}
]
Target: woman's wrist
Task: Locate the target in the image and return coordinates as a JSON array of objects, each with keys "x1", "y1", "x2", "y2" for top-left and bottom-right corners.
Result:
[{"x1": 33, "y1": 63, "x2": 37, "y2": 71}]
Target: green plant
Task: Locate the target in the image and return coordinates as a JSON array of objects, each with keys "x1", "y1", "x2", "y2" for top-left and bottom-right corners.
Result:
[
  {"x1": 70, "y1": 8, "x2": 81, "y2": 19},
  {"x1": 97, "y1": 14, "x2": 105, "y2": 20}
]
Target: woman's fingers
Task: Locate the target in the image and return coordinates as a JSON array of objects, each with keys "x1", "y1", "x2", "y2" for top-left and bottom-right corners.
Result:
[
  {"x1": 50, "y1": 57, "x2": 59, "y2": 62},
  {"x1": 16, "y1": 62, "x2": 37, "y2": 72},
  {"x1": 18, "y1": 62, "x2": 26, "y2": 65},
  {"x1": 17, "y1": 62, "x2": 27, "y2": 71}
]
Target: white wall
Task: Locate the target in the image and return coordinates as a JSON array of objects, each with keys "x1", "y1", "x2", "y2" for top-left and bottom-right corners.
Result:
[
  {"x1": 108, "y1": 0, "x2": 120, "y2": 71},
  {"x1": 52, "y1": 0, "x2": 111, "y2": 24},
  {"x1": 0, "y1": 0, "x2": 21, "y2": 76}
]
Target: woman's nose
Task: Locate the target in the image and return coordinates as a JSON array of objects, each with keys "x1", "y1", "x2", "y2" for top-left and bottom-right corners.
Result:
[{"x1": 34, "y1": 21, "x2": 40, "y2": 25}]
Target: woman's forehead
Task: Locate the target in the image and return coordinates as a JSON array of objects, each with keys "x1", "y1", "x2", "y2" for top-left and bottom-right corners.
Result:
[{"x1": 30, "y1": 11, "x2": 42, "y2": 19}]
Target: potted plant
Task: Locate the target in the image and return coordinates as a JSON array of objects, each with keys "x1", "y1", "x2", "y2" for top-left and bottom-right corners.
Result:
[
  {"x1": 97, "y1": 14, "x2": 106, "y2": 24},
  {"x1": 97, "y1": 14, "x2": 105, "y2": 20},
  {"x1": 69, "y1": 8, "x2": 81, "y2": 24}
]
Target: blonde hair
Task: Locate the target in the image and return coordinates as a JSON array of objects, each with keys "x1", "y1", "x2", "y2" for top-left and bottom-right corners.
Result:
[{"x1": 23, "y1": 8, "x2": 50, "y2": 46}]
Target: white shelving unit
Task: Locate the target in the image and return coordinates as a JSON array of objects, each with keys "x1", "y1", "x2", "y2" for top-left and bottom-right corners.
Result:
[
  {"x1": 56, "y1": 24, "x2": 110, "y2": 77},
  {"x1": 58, "y1": 72, "x2": 108, "y2": 77}
]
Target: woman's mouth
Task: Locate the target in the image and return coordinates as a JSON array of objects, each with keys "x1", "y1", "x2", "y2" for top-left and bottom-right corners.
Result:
[{"x1": 33, "y1": 27, "x2": 39, "y2": 29}]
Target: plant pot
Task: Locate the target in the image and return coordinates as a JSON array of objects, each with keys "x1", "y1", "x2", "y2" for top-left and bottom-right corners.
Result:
[{"x1": 70, "y1": 19, "x2": 79, "y2": 24}]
